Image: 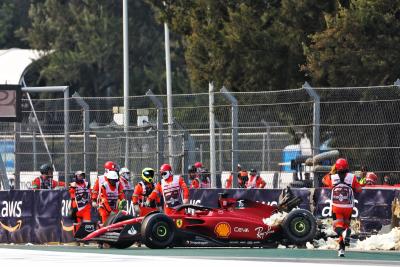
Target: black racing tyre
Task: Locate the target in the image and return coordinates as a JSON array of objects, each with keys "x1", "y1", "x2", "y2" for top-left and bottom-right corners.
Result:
[
  {"x1": 109, "y1": 212, "x2": 135, "y2": 249},
  {"x1": 141, "y1": 213, "x2": 175, "y2": 249},
  {"x1": 289, "y1": 180, "x2": 313, "y2": 188},
  {"x1": 281, "y1": 209, "x2": 316, "y2": 245}
]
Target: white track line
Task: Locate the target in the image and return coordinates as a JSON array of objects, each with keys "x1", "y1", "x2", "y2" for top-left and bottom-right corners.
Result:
[{"x1": 0, "y1": 248, "x2": 397, "y2": 267}]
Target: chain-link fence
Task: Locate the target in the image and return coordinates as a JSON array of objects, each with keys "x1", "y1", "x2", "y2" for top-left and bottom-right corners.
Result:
[{"x1": 1, "y1": 83, "x2": 400, "y2": 188}]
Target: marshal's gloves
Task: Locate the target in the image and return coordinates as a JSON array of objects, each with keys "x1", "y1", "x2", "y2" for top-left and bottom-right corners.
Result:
[{"x1": 118, "y1": 199, "x2": 127, "y2": 211}]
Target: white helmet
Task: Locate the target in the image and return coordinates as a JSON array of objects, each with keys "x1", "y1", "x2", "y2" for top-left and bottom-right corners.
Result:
[
  {"x1": 120, "y1": 167, "x2": 130, "y2": 175},
  {"x1": 106, "y1": 171, "x2": 119, "y2": 180}
]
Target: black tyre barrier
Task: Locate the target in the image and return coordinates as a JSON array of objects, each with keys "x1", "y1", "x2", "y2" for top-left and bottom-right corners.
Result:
[{"x1": 290, "y1": 180, "x2": 313, "y2": 188}]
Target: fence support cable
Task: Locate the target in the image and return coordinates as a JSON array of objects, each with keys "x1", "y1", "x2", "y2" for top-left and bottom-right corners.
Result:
[{"x1": 22, "y1": 84, "x2": 70, "y2": 183}]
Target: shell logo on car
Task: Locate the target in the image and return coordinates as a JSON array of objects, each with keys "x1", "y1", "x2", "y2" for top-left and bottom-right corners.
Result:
[{"x1": 214, "y1": 222, "x2": 231, "y2": 238}]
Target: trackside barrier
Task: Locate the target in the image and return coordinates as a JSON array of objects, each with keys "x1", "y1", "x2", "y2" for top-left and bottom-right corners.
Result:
[{"x1": 0, "y1": 188, "x2": 399, "y2": 243}]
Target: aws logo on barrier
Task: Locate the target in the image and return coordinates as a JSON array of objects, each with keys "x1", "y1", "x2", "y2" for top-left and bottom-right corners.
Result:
[
  {"x1": 0, "y1": 201, "x2": 23, "y2": 232},
  {"x1": 61, "y1": 199, "x2": 74, "y2": 232},
  {"x1": 321, "y1": 199, "x2": 359, "y2": 218}
]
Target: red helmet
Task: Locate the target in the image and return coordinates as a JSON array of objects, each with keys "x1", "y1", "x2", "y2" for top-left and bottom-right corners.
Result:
[
  {"x1": 104, "y1": 161, "x2": 116, "y2": 171},
  {"x1": 366, "y1": 172, "x2": 378, "y2": 185},
  {"x1": 335, "y1": 158, "x2": 349, "y2": 171},
  {"x1": 160, "y1": 163, "x2": 172, "y2": 172},
  {"x1": 194, "y1": 162, "x2": 203, "y2": 169}
]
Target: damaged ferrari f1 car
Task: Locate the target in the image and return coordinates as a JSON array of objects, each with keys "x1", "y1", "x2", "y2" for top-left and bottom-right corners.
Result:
[{"x1": 76, "y1": 188, "x2": 317, "y2": 249}]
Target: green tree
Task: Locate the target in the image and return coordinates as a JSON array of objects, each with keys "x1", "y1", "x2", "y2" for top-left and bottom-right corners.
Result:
[
  {"x1": 303, "y1": 0, "x2": 400, "y2": 86},
  {"x1": 303, "y1": 0, "x2": 400, "y2": 173},
  {"x1": 21, "y1": 0, "x2": 188, "y2": 96},
  {"x1": 0, "y1": 0, "x2": 30, "y2": 48},
  {"x1": 148, "y1": 0, "x2": 342, "y2": 92}
]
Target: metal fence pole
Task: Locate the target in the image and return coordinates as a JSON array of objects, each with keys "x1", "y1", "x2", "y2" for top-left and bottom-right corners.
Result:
[
  {"x1": 261, "y1": 120, "x2": 272, "y2": 171},
  {"x1": 181, "y1": 137, "x2": 185, "y2": 175},
  {"x1": 14, "y1": 122, "x2": 20, "y2": 189},
  {"x1": 267, "y1": 126, "x2": 271, "y2": 171},
  {"x1": 123, "y1": 0, "x2": 130, "y2": 168},
  {"x1": 221, "y1": 87, "x2": 238, "y2": 188},
  {"x1": 215, "y1": 120, "x2": 223, "y2": 174},
  {"x1": 146, "y1": 90, "x2": 164, "y2": 168},
  {"x1": 64, "y1": 88, "x2": 70, "y2": 182},
  {"x1": 303, "y1": 82, "x2": 320, "y2": 156},
  {"x1": 199, "y1": 144, "x2": 203, "y2": 164},
  {"x1": 33, "y1": 129, "x2": 37, "y2": 171},
  {"x1": 164, "y1": 23, "x2": 174, "y2": 167},
  {"x1": 209, "y1": 82, "x2": 216, "y2": 188},
  {"x1": 0, "y1": 153, "x2": 10, "y2": 190},
  {"x1": 172, "y1": 118, "x2": 195, "y2": 175},
  {"x1": 72, "y1": 92, "x2": 90, "y2": 174},
  {"x1": 262, "y1": 133, "x2": 266, "y2": 171}
]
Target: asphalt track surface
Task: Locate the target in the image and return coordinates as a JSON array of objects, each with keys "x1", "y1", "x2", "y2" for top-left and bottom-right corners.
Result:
[{"x1": 0, "y1": 244, "x2": 399, "y2": 266}]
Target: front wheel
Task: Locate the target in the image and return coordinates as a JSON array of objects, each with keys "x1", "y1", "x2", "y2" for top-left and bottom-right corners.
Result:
[
  {"x1": 141, "y1": 213, "x2": 175, "y2": 249},
  {"x1": 281, "y1": 209, "x2": 316, "y2": 245}
]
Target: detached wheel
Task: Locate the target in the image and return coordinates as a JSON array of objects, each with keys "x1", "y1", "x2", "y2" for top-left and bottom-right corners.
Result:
[
  {"x1": 281, "y1": 209, "x2": 316, "y2": 245},
  {"x1": 141, "y1": 213, "x2": 175, "y2": 249}
]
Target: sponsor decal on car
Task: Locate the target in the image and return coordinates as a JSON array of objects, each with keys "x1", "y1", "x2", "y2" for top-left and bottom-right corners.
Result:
[
  {"x1": 185, "y1": 240, "x2": 209, "y2": 245},
  {"x1": 233, "y1": 227, "x2": 249, "y2": 233},
  {"x1": 128, "y1": 226, "x2": 137, "y2": 235},
  {"x1": 214, "y1": 222, "x2": 231, "y2": 238},
  {"x1": 176, "y1": 219, "x2": 183, "y2": 228},
  {"x1": 84, "y1": 224, "x2": 95, "y2": 232},
  {"x1": 255, "y1": 226, "x2": 274, "y2": 239}
]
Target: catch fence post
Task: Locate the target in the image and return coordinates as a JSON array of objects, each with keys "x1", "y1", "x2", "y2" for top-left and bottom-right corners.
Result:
[{"x1": 221, "y1": 87, "x2": 238, "y2": 188}]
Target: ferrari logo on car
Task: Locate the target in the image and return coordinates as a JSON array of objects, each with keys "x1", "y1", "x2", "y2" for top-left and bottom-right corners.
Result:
[
  {"x1": 214, "y1": 222, "x2": 231, "y2": 238},
  {"x1": 0, "y1": 220, "x2": 22, "y2": 232},
  {"x1": 176, "y1": 219, "x2": 183, "y2": 228}
]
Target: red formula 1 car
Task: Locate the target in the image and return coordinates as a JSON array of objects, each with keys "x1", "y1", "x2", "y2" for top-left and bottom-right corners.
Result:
[{"x1": 76, "y1": 190, "x2": 317, "y2": 249}]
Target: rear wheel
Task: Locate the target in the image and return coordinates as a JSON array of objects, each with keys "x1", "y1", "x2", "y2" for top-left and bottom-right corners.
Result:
[
  {"x1": 141, "y1": 213, "x2": 175, "y2": 249},
  {"x1": 281, "y1": 209, "x2": 316, "y2": 245}
]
